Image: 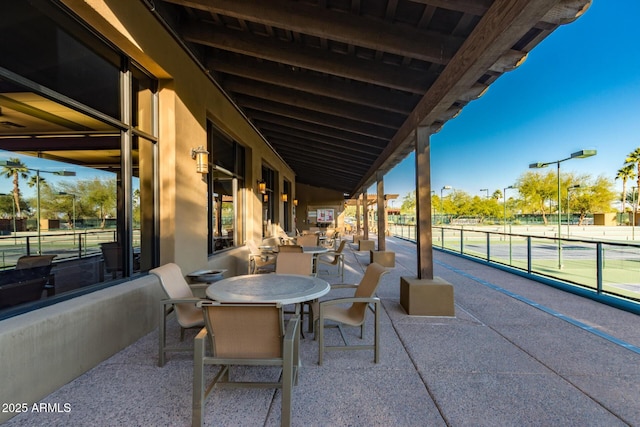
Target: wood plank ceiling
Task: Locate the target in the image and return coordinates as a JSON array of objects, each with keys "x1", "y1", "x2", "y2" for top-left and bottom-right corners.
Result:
[{"x1": 155, "y1": 0, "x2": 591, "y2": 196}]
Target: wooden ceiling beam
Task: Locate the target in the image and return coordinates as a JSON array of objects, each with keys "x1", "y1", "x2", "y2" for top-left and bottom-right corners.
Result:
[
  {"x1": 257, "y1": 121, "x2": 385, "y2": 154},
  {"x1": 261, "y1": 129, "x2": 381, "y2": 160},
  {"x1": 209, "y1": 57, "x2": 418, "y2": 114},
  {"x1": 224, "y1": 78, "x2": 406, "y2": 129},
  {"x1": 409, "y1": 0, "x2": 589, "y2": 26},
  {"x1": 236, "y1": 96, "x2": 397, "y2": 140},
  {"x1": 248, "y1": 111, "x2": 389, "y2": 146},
  {"x1": 183, "y1": 23, "x2": 434, "y2": 94},
  {"x1": 268, "y1": 137, "x2": 376, "y2": 166},
  {"x1": 166, "y1": 0, "x2": 461, "y2": 63},
  {"x1": 408, "y1": 0, "x2": 492, "y2": 16}
]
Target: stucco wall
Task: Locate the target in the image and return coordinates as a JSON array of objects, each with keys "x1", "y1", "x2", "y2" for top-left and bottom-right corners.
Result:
[{"x1": 0, "y1": 275, "x2": 162, "y2": 423}]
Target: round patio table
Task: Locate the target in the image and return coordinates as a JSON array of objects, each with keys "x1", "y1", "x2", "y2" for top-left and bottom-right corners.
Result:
[{"x1": 206, "y1": 274, "x2": 330, "y2": 305}]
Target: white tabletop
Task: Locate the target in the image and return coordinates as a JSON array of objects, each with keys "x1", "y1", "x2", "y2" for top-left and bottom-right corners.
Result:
[
  {"x1": 206, "y1": 274, "x2": 330, "y2": 305},
  {"x1": 302, "y1": 246, "x2": 329, "y2": 254}
]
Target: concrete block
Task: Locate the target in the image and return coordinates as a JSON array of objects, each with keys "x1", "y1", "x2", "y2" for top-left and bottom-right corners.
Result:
[
  {"x1": 358, "y1": 239, "x2": 375, "y2": 251},
  {"x1": 370, "y1": 250, "x2": 395, "y2": 267},
  {"x1": 400, "y1": 276, "x2": 454, "y2": 316}
]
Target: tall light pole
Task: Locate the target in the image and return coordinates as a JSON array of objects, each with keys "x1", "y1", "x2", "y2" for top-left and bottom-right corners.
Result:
[
  {"x1": 566, "y1": 184, "x2": 580, "y2": 237},
  {"x1": 529, "y1": 149, "x2": 596, "y2": 269},
  {"x1": 480, "y1": 188, "x2": 489, "y2": 198},
  {"x1": 440, "y1": 185, "x2": 451, "y2": 224},
  {"x1": 503, "y1": 185, "x2": 514, "y2": 234}
]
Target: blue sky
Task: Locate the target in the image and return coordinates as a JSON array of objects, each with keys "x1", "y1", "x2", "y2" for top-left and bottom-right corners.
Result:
[{"x1": 383, "y1": 0, "x2": 640, "y2": 202}]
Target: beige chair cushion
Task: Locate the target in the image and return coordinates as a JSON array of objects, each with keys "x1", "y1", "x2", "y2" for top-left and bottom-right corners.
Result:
[
  {"x1": 204, "y1": 304, "x2": 282, "y2": 358},
  {"x1": 150, "y1": 263, "x2": 203, "y2": 328},
  {"x1": 275, "y1": 253, "x2": 314, "y2": 275}
]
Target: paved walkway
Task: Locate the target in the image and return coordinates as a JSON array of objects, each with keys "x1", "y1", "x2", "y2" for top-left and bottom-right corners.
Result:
[{"x1": 5, "y1": 237, "x2": 640, "y2": 426}]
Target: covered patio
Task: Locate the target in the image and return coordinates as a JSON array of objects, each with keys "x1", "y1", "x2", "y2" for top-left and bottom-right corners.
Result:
[{"x1": 6, "y1": 237, "x2": 639, "y2": 426}]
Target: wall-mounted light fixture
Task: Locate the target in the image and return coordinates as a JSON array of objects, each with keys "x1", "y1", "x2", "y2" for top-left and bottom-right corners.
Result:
[
  {"x1": 191, "y1": 146, "x2": 209, "y2": 174},
  {"x1": 293, "y1": 199, "x2": 298, "y2": 207},
  {"x1": 281, "y1": 193, "x2": 288, "y2": 202},
  {"x1": 258, "y1": 180, "x2": 266, "y2": 194},
  {"x1": 263, "y1": 194, "x2": 269, "y2": 203}
]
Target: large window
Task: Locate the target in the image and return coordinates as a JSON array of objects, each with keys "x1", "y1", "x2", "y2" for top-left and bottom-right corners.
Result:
[
  {"x1": 207, "y1": 122, "x2": 245, "y2": 254},
  {"x1": 261, "y1": 165, "x2": 276, "y2": 237},
  {"x1": 0, "y1": 1, "x2": 157, "y2": 318}
]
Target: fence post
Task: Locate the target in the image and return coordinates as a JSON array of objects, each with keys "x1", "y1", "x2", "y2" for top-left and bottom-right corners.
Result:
[
  {"x1": 486, "y1": 232, "x2": 490, "y2": 261},
  {"x1": 596, "y1": 242, "x2": 603, "y2": 294},
  {"x1": 78, "y1": 231, "x2": 83, "y2": 258},
  {"x1": 527, "y1": 236, "x2": 532, "y2": 274}
]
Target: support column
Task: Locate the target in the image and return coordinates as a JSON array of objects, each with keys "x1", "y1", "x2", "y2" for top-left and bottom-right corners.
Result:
[
  {"x1": 356, "y1": 195, "x2": 361, "y2": 235},
  {"x1": 362, "y1": 190, "x2": 369, "y2": 240},
  {"x1": 370, "y1": 171, "x2": 395, "y2": 266},
  {"x1": 376, "y1": 172, "x2": 386, "y2": 252},
  {"x1": 400, "y1": 126, "x2": 454, "y2": 316},
  {"x1": 415, "y1": 126, "x2": 433, "y2": 280}
]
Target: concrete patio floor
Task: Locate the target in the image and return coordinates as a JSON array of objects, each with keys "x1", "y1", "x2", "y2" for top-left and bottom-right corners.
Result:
[{"x1": 5, "y1": 236, "x2": 640, "y2": 426}]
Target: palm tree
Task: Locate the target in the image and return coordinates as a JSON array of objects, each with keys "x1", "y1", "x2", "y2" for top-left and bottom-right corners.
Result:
[
  {"x1": 1, "y1": 158, "x2": 30, "y2": 218},
  {"x1": 615, "y1": 163, "x2": 636, "y2": 214},
  {"x1": 625, "y1": 147, "x2": 640, "y2": 217}
]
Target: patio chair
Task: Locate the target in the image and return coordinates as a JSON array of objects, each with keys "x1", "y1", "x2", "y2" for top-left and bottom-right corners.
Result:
[
  {"x1": 296, "y1": 234, "x2": 318, "y2": 247},
  {"x1": 321, "y1": 230, "x2": 340, "y2": 249},
  {"x1": 275, "y1": 252, "x2": 315, "y2": 331},
  {"x1": 246, "y1": 240, "x2": 277, "y2": 274},
  {"x1": 0, "y1": 274, "x2": 49, "y2": 309},
  {"x1": 317, "y1": 240, "x2": 346, "y2": 281},
  {"x1": 16, "y1": 254, "x2": 57, "y2": 270},
  {"x1": 275, "y1": 252, "x2": 313, "y2": 275},
  {"x1": 193, "y1": 302, "x2": 299, "y2": 427},
  {"x1": 277, "y1": 244, "x2": 303, "y2": 253},
  {"x1": 100, "y1": 242, "x2": 122, "y2": 279},
  {"x1": 315, "y1": 262, "x2": 389, "y2": 365},
  {"x1": 150, "y1": 263, "x2": 205, "y2": 367},
  {"x1": 16, "y1": 254, "x2": 57, "y2": 296}
]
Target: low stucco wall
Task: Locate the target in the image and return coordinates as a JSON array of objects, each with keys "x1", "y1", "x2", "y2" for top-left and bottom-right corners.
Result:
[{"x1": 0, "y1": 275, "x2": 163, "y2": 423}]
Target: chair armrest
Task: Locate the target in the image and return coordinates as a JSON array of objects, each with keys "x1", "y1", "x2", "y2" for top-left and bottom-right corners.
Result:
[
  {"x1": 284, "y1": 315, "x2": 300, "y2": 342},
  {"x1": 319, "y1": 296, "x2": 380, "y2": 307},
  {"x1": 161, "y1": 297, "x2": 204, "y2": 305},
  {"x1": 194, "y1": 327, "x2": 208, "y2": 342},
  {"x1": 189, "y1": 283, "x2": 209, "y2": 291},
  {"x1": 328, "y1": 283, "x2": 357, "y2": 289}
]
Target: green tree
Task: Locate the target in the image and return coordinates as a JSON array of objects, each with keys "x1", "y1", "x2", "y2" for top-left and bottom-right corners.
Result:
[
  {"x1": 516, "y1": 171, "x2": 557, "y2": 225},
  {"x1": 616, "y1": 163, "x2": 636, "y2": 214},
  {"x1": 1, "y1": 158, "x2": 29, "y2": 218},
  {"x1": 571, "y1": 175, "x2": 616, "y2": 224},
  {"x1": 77, "y1": 178, "x2": 117, "y2": 228},
  {"x1": 400, "y1": 190, "x2": 416, "y2": 214},
  {"x1": 625, "y1": 147, "x2": 640, "y2": 217}
]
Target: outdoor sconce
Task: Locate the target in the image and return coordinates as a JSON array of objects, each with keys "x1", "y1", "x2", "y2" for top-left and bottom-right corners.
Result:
[
  {"x1": 281, "y1": 193, "x2": 288, "y2": 202},
  {"x1": 258, "y1": 180, "x2": 266, "y2": 194},
  {"x1": 263, "y1": 194, "x2": 269, "y2": 203},
  {"x1": 191, "y1": 146, "x2": 209, "y2": 174},
  {"x1": 293, "y1": 199, "x2": 298, "y2": 207}
]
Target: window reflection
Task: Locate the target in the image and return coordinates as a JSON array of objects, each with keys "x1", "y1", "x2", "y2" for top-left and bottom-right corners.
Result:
[
  {"x1": 0, "y1": 2, "x2": 158, "y2": 315},
  {"x1": 207, "y1": 122, "x2": 244, "y2": 254}
]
